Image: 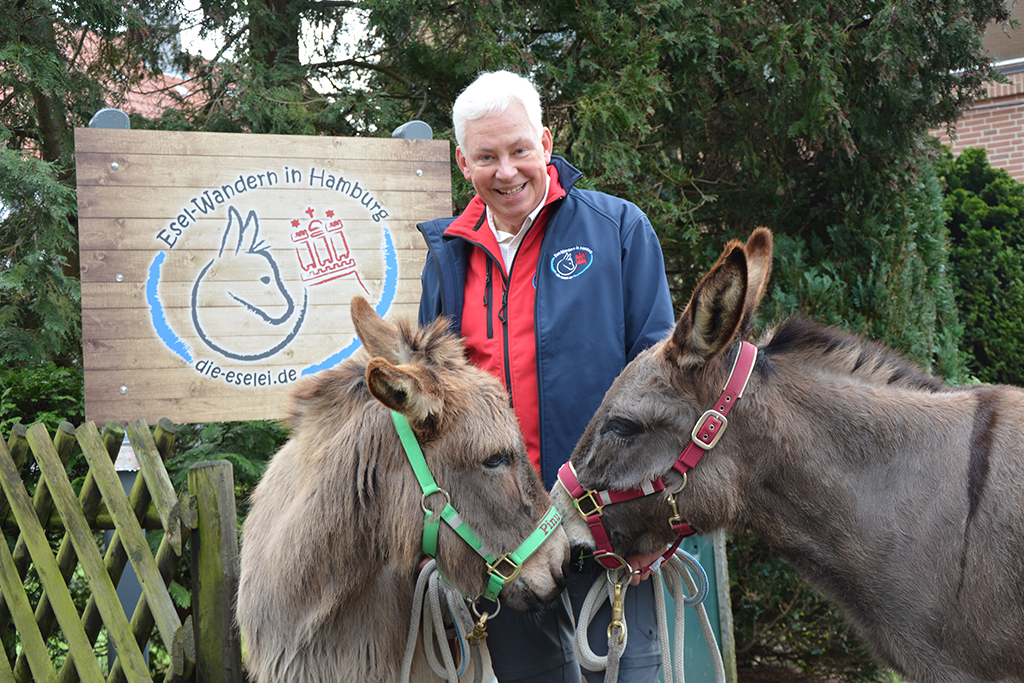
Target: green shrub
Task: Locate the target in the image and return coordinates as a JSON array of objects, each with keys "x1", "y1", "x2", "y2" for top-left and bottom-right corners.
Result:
[
  {"x1": 0, "y1": 364, "x2": 84, "y2": 435},
  {"x1": 940, "y1": 147, "x2": 1024, "y2": 386},
  {"x1": 165, "y1": 420, "x2": 289, "y2": 519},
  {"x1": 730, "y1": 530, "x2": 886, "y2": 682}
]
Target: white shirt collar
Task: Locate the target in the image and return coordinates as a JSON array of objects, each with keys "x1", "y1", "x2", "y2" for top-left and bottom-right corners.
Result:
[{"x1": 486, "y1": 173, "x2": 551, "y2": 269}]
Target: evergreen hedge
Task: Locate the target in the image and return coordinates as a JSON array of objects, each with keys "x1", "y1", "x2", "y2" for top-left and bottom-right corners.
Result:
[{"x1": 940, "y1": 147, "x2": 1024, "y2": 387}]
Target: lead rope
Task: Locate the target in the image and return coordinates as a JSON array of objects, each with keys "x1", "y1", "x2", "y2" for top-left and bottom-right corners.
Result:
[
  {"x1": 401, "y1": 559, "x2": 486, "y2": 683},
  {"x1": 574, "y1": 548, "x2": 726, "y2": 683},
  {"x1": 574, "y1": 570, "x2": 630, "y2": 681}
]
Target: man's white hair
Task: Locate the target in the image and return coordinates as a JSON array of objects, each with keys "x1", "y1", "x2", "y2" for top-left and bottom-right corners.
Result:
[{"x1": 453, "y1": 71, "x2": 544, "y2": 148}]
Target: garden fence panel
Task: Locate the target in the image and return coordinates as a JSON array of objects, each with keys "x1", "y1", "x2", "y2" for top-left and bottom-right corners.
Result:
[{"x1": 0, "y1": 417, "x2": 235, "y2": 683}]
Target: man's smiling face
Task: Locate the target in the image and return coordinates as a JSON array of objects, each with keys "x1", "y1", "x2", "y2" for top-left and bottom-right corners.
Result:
[{"x1": 456, "y1": 101, "x2": 553, "y2": 235}]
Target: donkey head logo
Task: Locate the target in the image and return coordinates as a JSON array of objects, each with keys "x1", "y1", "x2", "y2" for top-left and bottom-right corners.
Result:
[
  {"x1": 191, "y1": 206, "x2": 308, "y2": 361},
  {"x1": 551, "y1": 247, "x2": 593, "y2": 280}
]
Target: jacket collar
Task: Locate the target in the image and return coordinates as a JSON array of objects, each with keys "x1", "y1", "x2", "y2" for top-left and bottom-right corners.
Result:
[{"x1": 443, "y1": 156, "x2": 578, "y2": 241}]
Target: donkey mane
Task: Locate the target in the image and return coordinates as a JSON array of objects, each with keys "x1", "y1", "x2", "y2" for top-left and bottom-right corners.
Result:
[{"x1": 761, "y1": 317, "x2": 949, "y2": 393}]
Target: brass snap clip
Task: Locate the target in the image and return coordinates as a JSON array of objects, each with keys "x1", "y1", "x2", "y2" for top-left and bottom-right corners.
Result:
[
  {"x1": 607, "y1": 580, "x2": 626, "y2": 645},
  {"x1": 466, "y1": 611, "x2": 489, "y2": 643}
]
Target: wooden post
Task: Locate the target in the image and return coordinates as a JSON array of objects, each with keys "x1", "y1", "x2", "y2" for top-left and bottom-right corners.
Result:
[
  {"x1": 188, "y1": 461, "x2": 242, "y2": 683},
  {"x1": 713, "y1": 529, "x2": 739, "y2": 683}
]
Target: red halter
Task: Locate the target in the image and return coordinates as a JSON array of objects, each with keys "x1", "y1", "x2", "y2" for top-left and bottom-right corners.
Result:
[{"x1": 558, "y1": 341, "x2": 758, "y2": 570}]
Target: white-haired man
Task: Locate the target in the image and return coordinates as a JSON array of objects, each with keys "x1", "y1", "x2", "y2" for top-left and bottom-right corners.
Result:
[{"x1": 418, "y1": 70, "x2": 673, "y2": 683}]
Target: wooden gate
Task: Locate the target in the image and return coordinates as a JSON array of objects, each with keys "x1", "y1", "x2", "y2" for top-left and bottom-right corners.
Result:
[{"x1": 0, "y1": 418, "x2": 242, "y2": 682}]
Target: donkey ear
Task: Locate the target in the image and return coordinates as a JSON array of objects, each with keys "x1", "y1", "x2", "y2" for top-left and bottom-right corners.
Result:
[
  {"x1": 351, "y1": 296, "x2": 405, "y2": 365},
  {"x1": 365, "y1": 358, "x2": 443, "y2": 434},
  {"x1": 219, "y1": 206, "x2": 261, "y2": 257},
  {"x1": 669, "y1": 241, "x2": 748, "y2": 368},
  {"x1": 219, "y1": 206, "x2": 244, "y2": 257},
  {"x1": 239, "y1": 209, "x2": 261, "y2": 253},
  {"x1": 738, "y1": 227, "x2": 773, "y2": 337}
]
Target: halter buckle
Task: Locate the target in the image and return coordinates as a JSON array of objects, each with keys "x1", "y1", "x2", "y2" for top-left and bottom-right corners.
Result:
[
  {"x1": 690, "y1": 409, "x2": 728, "y2": 450},
  {"x1": 487, "y1": 554, "x2": 523, "y2": 583},
  {"x1": 573, "y1": 490, "x2": 604, "y2": 519}
]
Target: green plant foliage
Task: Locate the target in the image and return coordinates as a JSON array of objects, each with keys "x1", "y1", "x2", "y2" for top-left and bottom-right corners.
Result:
[
  {"x1": 766, "y1": 152, "x2": 966, "y2": 380},
  {"x1": 166, "y1": 420, "x2": 290, "y2": 516},
  {"x1": 0, "y1": 145, "x2": 81, "y2": 365},
  {"x1": 3, "y1": 0, "x2": 1012, "y2": 678},
  {"x1": 168, "y1": 580, "x2": 192, "y2": 609},
  {"x1": 730, "y1": 530, "x2": 887, "y2": 682},
  {"x1": 344, "y1": 0, "x2": 985, "y2": 380},
  {"x1": 0, "y1": 364, "x2": 84, "y2": 434},
  {"x1": 940, "y1": 147, "x2": 1024, "y2": 386},
  {"x1": 1, "y1": 0, "x2": 185, "y2": 366}
]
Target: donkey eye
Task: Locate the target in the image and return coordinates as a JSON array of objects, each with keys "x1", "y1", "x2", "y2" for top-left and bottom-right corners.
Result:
[
  {"x1": 260, "y1": 276, "x2": 271, "y2": 284},
  {"x1": 603, "y1": 418, "x2": 640, "y2": 438},
  {"x1": 482, "y1": 452, "x2": 512, "y2": 469}
]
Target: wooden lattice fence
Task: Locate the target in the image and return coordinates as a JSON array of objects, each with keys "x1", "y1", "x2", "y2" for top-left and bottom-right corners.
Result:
[{"x1": 0, "y1": 418, "x2": 243, "y2": 683}]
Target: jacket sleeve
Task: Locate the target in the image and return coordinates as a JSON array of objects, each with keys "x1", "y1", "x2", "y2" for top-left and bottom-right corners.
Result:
[
  {"x1": 418, "y1": 255, "x2": 443, "y2": 327},
  {"x1": 621, "y1": 212, "x2": 675, "y2": 361},
  {"x1": 417, "y1": 221, "x2": 446, "y2": 327}
]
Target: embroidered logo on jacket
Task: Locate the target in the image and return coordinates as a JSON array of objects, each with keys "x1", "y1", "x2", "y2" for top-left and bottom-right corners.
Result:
[{"x1": 551, "y1": 246, "x2": 593, "y2": 280}]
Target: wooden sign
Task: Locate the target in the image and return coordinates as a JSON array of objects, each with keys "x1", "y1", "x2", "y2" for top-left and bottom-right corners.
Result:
[{"x1": 75, "y1": 129, "x2": 451, "y2": 424}]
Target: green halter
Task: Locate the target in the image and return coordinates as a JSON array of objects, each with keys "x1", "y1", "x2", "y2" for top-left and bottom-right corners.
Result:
[{"x1": 392, "y1": 410, "x2": 562, "y2": 603}]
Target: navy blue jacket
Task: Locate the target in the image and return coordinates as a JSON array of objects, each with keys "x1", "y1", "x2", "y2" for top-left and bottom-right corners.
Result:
[{"x1": 417, "y1": 156, "x2": 674, "y2": 488}]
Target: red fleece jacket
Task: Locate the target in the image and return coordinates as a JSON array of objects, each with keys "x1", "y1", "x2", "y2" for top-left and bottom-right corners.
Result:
[{"x1": 442, "y1": 165, "x2": 567, "y2": 475}]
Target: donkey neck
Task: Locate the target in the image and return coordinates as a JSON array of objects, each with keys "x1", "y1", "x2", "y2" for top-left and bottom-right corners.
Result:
[{"x1": 733, "y1": 350, "x2": 970, "y2": 588}]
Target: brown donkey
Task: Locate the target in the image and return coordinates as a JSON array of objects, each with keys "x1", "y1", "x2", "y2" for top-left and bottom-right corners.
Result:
[
  {"x1": 553, "y1": 228, "x2": 1024, "y2": 683},
  {"x1": 238, "y1": 297, "x2": 568, "y2": 683}
]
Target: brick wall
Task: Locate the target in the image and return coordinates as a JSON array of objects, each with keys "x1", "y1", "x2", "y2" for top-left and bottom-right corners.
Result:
[{"x1": 932, "y1": 68, "x2": 1024, "y2": 183}]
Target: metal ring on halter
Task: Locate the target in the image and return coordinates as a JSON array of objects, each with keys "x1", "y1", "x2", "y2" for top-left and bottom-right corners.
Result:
[
  {"x1": 594, "y1": 551, "x2": 632, "y2": 575},
  {"x1": 421, "y1": 489, "x2": 451, "y2": 515},
  {"x1": 601, "y1": 556, "x2": 641, "y2": 585},
  {"x1": 669, "y1": 471, "x2": 687, "y2": 494},
  {"x1": 471, "y1": 596, "x2": 501, "y2": 619}
]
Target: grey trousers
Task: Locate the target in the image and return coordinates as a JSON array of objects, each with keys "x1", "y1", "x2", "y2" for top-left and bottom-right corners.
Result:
[{"x1": 486, "y1": 567, "x2": 662, "y2": 683}]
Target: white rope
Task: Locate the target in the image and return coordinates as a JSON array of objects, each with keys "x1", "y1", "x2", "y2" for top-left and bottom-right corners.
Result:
[
  {"x1": 401, "y1": 560, "x2": 487, "y2": 683},
  {"x1": 657, "y1": 550, "x2": 726, "y2": 683},
  {"x1": 573, "y1": 549, "x2": 727, "y2": 683},
  {"x1": 574, "y1": 569, "x2": 630, "y2": 677}
]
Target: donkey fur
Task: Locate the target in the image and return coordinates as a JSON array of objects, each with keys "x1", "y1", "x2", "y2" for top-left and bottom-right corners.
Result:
[
  {"x1": 238, "y1": 296, "x2": 568, "y2": 683},
  {"x1": 554, "y1": 228, "x2": 1024, "y2": 683}
]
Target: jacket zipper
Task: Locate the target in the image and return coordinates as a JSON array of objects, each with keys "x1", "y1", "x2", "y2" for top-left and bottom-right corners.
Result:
[
  {"x1": 481, "y1": 251, "x2": 512, "y2": 404},
  {"x1": 500, "y1": 280, "x2": 511, "y2": 404},
  {"x1": 484, "y1": 260, "x2": 493, "y2": 339}
]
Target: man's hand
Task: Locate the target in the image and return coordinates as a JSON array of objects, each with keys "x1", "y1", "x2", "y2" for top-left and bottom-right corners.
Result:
[{"x1": 624, "y1": 548, "x2": 670, "y2": 586}]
